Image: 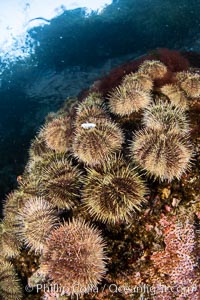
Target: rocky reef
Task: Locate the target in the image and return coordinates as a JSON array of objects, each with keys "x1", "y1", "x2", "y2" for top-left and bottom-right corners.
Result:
[{"x1": 0, "y1": 49, "x2": 199, "y2": 300}]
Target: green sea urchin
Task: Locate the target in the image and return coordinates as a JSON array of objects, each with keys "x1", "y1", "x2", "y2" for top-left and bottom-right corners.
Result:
[
  {"x1": 82, "y1": 156, "x2": 147, "y2": 223},
  {"x1": 108, "y1": 84, "x2": 151, "y2": 116},
  {"x1": 0, "y1": 258, "x2": 23, "y2": 300},
  {"x1": 138, "y1": 60, "x2": 168, "y2": 80},
  {"x1": 38, "y1": 156, "x2": 82, "y2": 209},
  {"x1": 18, "y1": 175, "x2": 40, "y2": 199},
  {"x1": 175, "y1": 71, "x2": 200, "y2": 98},
  {"x1": 43, "y1": 116, "x2": 73, "y2": 153},
  {"x1": 130, "y1": 128, "x2": 192, "y2": 181},
  {"x1": 2, "y1": 191, "x2": 24, "y2": 218},
  {"x1": 72, "y1": 119, "x2": 124, "y2": 166},
  {"x1": 142, "y1": 100, "x2": 189, "y2": 134},
  {"x1": 0, "y1": 218, "x2": 21, "y2": 258},
  {"x1": 74, "y1": 92, "x2": 108, "y2": 127},
  {"x1": 29, "y1": 131, "x2": 49, "y2": 159},
  {"x1": 40, "y1": 219, "x2": 107, "y2": 296},
  {"x1": 122, "y1": 72, "x2": 153, "y2": 91},
  {"x1": 160, "y1": 83, "x2": 188, "y2": 109},
  {"x1": 24, "y1": 150, "x2": 63, "y2": 177},
  {"x1": 80, "y1": 92, "x2": 104, "y2": 106},
  {"x1": 16, "y1": 197, "x2": 58, "y2": 252}
]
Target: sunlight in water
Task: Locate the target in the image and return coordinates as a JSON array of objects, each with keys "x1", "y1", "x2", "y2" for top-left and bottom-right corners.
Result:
[{"x1": 0, "y1": 0, "x2": 112, "y2": 73}]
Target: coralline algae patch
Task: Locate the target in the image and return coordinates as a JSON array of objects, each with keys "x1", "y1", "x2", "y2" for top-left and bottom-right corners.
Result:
[{"x1": 0, "y1": 49, "x2": 200, "y2": 300}]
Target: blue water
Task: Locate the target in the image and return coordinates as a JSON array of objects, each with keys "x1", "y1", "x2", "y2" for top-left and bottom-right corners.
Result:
[{"x1": 0, "y1": 0, "x2": 200, "y2": 212}]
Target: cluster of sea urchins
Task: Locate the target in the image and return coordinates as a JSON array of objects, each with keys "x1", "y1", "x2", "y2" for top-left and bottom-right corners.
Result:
[{"x1": 1, "y1": 58, "x2": 199, "y2": 300}]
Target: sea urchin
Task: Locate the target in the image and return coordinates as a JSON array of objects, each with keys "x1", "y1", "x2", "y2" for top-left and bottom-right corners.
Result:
[
  {"x1": 130, "y1": 128, "x2": 192, "y2": 181},
  {"x1": 72, "y1": 119, "x2": 124, "y2": 166},
  {"x1": 82, "y1": 156, "x2": 147, "y2": 223},
  {"x1": 108, "y1": 84, "x2": 151, "y2": 116},
  {"x1": 142, "y1": 100, "x2": 189, "y2": 134},
  {"x1": 16, "y1": 197, "x2": 58, "y2": 252},
  {"x1": 40, "y1": 219, "x2": 107, "y2": 296}
]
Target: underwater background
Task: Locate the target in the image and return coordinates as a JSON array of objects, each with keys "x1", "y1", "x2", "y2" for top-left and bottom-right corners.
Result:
[
  {"x1": 0, "y1": 0, "x2": 200, "y2": 213},
  {"x1": 0, "y1": 1, "x2": 200, "y2": 300}
]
